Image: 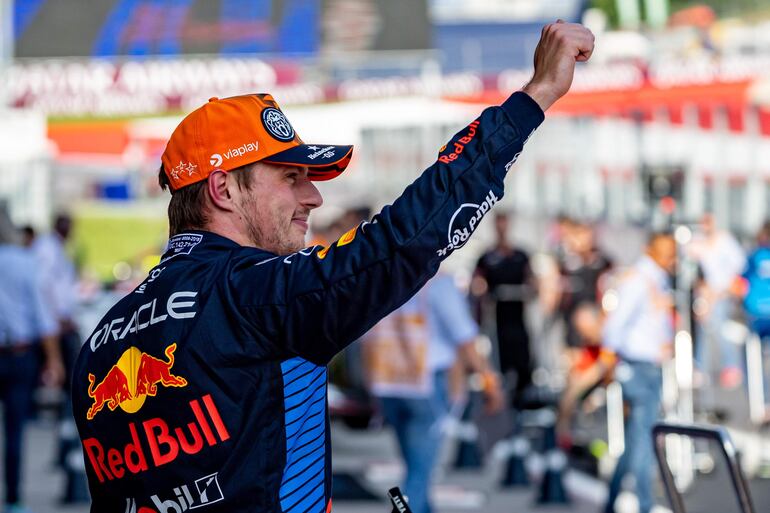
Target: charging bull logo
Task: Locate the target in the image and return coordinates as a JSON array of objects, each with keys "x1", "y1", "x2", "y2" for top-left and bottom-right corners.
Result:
[{"x1": 87, "y1": 344, "x2": 187, "y2": 421}]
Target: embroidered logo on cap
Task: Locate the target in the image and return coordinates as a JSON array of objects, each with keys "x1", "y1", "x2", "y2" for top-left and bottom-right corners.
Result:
[
  {"x1": 307, "y1": 146, "x2": 336, "y2": 160},
  {"x1": 261, "y1": 107, "x2": 295, "y2": 142},
  {"x1": 171, "y1": 161, "x2": 198, "y2": 181}
]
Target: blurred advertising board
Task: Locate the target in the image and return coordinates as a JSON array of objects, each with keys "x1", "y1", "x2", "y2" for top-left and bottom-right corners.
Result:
[
  {"x1": 322, "y1": 0, "x2": 430, "y2": 52},
  {"x1": 13, "y1": 0, "x2": 431, "y2": 58},
  {"x1": 14, "y1": 0, "x2": 321, "y2": 57}
]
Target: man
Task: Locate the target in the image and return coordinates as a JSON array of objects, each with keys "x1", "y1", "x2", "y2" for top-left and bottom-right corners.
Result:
[
  {"x1": 0, "y1": 208, "x2": 64, "y2": 513},
  {"x1": 603, "y1": 233, "x2": 676, "y2": 513},
  {"x1": 555, "y1": 302, "x2": 615, "y2": 447},
  {"x1": 689, "y1": 212, "x2": 746, "y2": 388},
  {"x1": 72, "y1": 22, "x2": 594, "y2": 512},
  {"x1": 34, "y1": 213, "x2": 81, "y2": 390},
  {"x1": 558, "y1": 221, "x2": 613, "y2": 350},
  {"x1": 471, "y1": 212, "x2": 534, "y2": 401},
  {"x1": 362, "y1": 271, "x2": 503, "y2": 513}
]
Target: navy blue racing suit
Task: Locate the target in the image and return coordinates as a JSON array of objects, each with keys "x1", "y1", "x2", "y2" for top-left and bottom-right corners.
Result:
[{"x1": 72, "y1": 92, "x2": 544, "y2": 513}]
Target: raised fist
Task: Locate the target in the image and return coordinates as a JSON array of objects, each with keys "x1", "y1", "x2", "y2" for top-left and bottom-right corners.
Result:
[{"x1": 523, "y1": 21, "x2": 595, "y2": 112}]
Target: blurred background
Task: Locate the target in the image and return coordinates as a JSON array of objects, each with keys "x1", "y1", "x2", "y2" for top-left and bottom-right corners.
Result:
[{"x1": 2, "y1": 0, "x2": 770, "y2": 512}]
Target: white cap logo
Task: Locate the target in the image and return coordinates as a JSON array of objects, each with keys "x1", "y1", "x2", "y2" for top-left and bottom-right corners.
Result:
[
  {"x1": 261, "y1": 108, "x2": 295, "y2": 142},
  {"x1": 210, "y1": 154, "x2": 223, "y2": 167}
]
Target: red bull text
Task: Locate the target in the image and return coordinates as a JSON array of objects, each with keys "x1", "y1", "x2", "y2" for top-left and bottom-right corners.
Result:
[
  {"x1": 83, "y1": 394, "x2": 229, "y2": 483},
  {"x1": 438, "y1": 120, "x2": 479, "y2": 164}
]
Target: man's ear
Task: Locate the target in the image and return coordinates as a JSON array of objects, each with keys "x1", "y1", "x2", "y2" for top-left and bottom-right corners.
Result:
[{"x1": 207, "y1": 170, "x2": 235, "y2": 212}]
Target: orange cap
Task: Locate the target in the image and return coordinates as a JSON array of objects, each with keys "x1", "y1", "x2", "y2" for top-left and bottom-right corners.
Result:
[{"x1": 161, "y1": 93, "x2": 353, "y2": 191}]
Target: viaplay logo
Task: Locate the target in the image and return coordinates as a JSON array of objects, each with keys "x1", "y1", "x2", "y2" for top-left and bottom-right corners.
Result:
[
  {"x1": 209, "y1": 139, "x2": 259, "y2": 169},
  {"x1": 436, "y1": 190, "x2": 499, "y2": 257},
  {"x1": 86, "y1": 344, "x2": 187, "y2": 421}
]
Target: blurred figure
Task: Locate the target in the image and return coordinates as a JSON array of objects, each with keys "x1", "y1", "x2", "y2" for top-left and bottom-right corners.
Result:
[
  {"x1": 689, "y1": 213, "x2": 746, "y2": 388},
  {"x1": 555, "y1": 302, "x2": 615, "y2": 447},
  {"x1": 0, "y1": 209, "x2": 64, "y2": 512},
  {"x1": 602, "y1": 232, "x2": 675, "y2": 513},
  {"x1": 363, "y1": 272, "x2": 503, "y2": 513},
  {"x1": 558, "y1": 221, "x2": 613, "y2": 351},
  {"x1": 19, "y1": 225, "x2": 35, "y2": 248},
  {"x1": 471, "y1": 212, "x2": 533, "y2": 402},
  {"x1": 546, "y1": 214, "x2": 573, "y2": 262},
  {"x1": 33, "y1": 214, "x2": 81, "y2": 396},
  {"x1": 741, "y1": 221, "x2": 770, "y2": 419}
]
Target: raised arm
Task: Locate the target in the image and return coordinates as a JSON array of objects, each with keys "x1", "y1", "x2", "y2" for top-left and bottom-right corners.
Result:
[{"x1": 234, "y1": 23, "x2": 595, "y2": 364}]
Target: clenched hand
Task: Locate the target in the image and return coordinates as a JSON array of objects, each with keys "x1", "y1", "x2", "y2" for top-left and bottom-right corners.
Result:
[{"x1": 523, "y1": 21, "x2": 595, "y2": 112}]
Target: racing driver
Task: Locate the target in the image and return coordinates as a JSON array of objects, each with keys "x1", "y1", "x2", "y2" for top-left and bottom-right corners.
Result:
[{"x1": 72, "y1": 21, "x2": 594, "y2": 513}]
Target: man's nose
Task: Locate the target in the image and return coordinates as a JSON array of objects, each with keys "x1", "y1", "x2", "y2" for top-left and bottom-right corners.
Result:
[{"x1": 299, "y1": 179, "x2": 323, "y2": 210}]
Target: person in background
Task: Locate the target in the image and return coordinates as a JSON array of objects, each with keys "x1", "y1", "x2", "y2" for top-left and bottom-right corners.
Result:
[
  {"x1": 33, "y1": 214, "x2": 81, "y2": 397},
  {"x1": 20, "y1": 225, "x2": 35, "y2": 248},
  {"x1": 0, "y1": 208, "x2": 64, "y2": 513},
  {"x1": 740, "y1": 221, "x2": 770, "y2": 420},
  {"x1": 558, "y1": 221, "x2": 613, "y2": 352},
  {"x1": 471, "y1": 212, "x2": 534, "y2": 403},
  {"x1": 363, "y1": 271, "x2": 504, "y2": 513},
  {"x1": 546, "y1": 214, "x2": 573, "y2": 263},
  {"x1": 555, "y1": 302, "x2": 615, "y2": 447},
  {"x1": 603, "y1": 232, "x2": 676, "y2": 513},
  {"x1": 689, "y1": 213, "x2": 746, "y2": 388}
]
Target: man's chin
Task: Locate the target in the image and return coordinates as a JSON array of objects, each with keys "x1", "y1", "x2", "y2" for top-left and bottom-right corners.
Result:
[
  {"x1": 277, "y1": 236, "x2": 306, "y2": 256},
  {"x1": 249, "y1": 236, "x2": 304, "y2": 256}
]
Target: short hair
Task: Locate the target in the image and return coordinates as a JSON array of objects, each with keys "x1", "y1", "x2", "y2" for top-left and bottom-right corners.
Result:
[
  {"x1": 647, "y1": 231, "x2": 674, "y2": 246},
  {"x1": 158, "y1": 163, "x2": 254, "y2": 237},
  {"x1": 21, "y1": 225, "x2": 35, "y2": 238}
]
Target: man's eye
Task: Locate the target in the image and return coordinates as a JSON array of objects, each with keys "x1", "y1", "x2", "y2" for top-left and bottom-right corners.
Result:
[{"x1": 286, "y1": 173, "x2": 298, "y2": 182}]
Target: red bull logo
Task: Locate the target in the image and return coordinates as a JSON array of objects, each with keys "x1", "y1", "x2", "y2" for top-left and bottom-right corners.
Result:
[
  {"x1": 438, "y1": 120, "x2": 479, "y2": 164},
  {"x1": 83, "y1": 394, "x2": 230, "y2": 483},
  {"x1": 87, "y1": 343, "x2": 187, "y2": 421}
]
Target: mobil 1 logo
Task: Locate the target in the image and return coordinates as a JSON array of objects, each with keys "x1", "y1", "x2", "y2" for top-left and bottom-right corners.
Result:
[{"x1": 126, "y1": 472, "x2": 224, "y2": 513}]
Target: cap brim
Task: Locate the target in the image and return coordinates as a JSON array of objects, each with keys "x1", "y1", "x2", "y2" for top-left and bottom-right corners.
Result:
[{"x1": 262, "y1": 144, "x2": 353, "y2": 182}]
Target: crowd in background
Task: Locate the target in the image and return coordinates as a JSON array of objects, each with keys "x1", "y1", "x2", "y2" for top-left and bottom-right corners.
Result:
[
  {"x1": 1, "y1": 203, "x2": 770, "y2": 512},
  {"x1": 0, "y1": 207, "x2": 78, "y2": 513},
  {"x1": 315, "y1": 206, "x2": 770, "y2": 513}
]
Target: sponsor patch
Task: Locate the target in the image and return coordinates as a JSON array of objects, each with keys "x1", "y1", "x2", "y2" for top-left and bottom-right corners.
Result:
[
  {"x1": 307, "y1": 146, "x2": 335, "y2": 160},
  {"x1": 438, "y1": 120, "x2": 480, "y2": 164},
  {"x1": 83, "y1": 394, "x2": 230, "y2": 483},
  {"x1": 124, "y1": 472, "x2": 224, "y2": 512},
  {"x1": 164, "y1": 234, "x2": 203, "y2": 261},
  {"x1": 135, "y1": 267, "x2": 166, "y2": 295},
  {"x1": 437, "y1": 190, "x2": 499, "y2": 257},
  {"x1": 86, "y1": 343, "x2": 187, "y2": 420},
  {"x1": 261, "y1": 107, "x2": 295, "y2": 142},
  {"x1": 89, "y1": 291, "x2": 198, "y2": 351},
  {"x1": 208, "y1": 139, "x2": 259, "y2": 169}
]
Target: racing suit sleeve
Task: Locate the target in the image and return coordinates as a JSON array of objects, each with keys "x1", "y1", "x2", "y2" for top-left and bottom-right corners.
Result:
[{"x1": 233, "y1": 92, "x2": 544, "y2": 364}]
